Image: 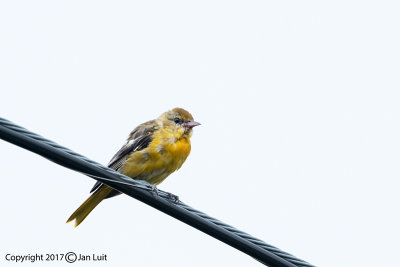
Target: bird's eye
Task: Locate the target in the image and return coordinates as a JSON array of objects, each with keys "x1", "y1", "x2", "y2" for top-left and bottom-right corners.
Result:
[{"x1": 173, "y1": 118, "x2": 182, "y2": 124}]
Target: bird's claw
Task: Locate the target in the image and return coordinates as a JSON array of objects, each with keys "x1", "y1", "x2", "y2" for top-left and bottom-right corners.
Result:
[
  {"x1": 147, "y1": 186, "x2": 179, "y2": 203},
  {"x1": 166, "y1": 192, "x2": 179, "y2": 203}
]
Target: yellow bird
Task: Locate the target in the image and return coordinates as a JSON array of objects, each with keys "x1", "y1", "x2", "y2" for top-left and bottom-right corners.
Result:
[{"x1": 67, "y1": 108, "x2": 200, "y2": 227}]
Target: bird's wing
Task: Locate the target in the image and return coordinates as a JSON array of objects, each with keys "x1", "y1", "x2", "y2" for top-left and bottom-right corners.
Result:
[{"x1": 89, "y1": 120, "x2": 156, "y2": 195}]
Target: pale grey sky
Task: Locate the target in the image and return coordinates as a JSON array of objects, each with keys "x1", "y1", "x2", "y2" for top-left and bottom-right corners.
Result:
[{"x1": 1, "y1": 1, "x2": 400, "y2": 267}]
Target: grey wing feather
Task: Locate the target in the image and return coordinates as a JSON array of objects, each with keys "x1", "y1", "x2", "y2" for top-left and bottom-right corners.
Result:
[
  {"x1": 107, "y1": 134, "x2": 153, "y2": 170},
  {"x1": 89, "y1": 121, "x2": 156, "y2": 195}
]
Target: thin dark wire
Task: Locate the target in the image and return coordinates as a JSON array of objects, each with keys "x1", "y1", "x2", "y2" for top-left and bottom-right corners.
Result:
[{"x1": 0, "y1": 117, "x2": 315, "y2": 267}]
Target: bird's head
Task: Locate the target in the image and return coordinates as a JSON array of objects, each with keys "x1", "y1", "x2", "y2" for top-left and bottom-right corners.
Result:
[{"x1": 158, "y1": 108, "x2": 200, "y2": 138}]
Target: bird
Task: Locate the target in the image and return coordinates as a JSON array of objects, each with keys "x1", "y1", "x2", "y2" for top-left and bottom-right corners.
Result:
[{"x1": 67, "y1": 107, "x2": 200, "y2": 227}]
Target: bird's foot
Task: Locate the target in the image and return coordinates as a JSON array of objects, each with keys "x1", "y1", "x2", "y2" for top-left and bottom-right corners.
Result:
[
  {"x1": 148, "y1": 184, "x2": 160, "y2": 197},
  {"x1": 166, "y1": 192, "x2": 179, "y2": 203}
]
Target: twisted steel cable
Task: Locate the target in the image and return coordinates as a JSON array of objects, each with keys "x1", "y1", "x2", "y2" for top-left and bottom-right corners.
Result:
[{"x1": 0, "y1": 117, "x2": 315, "y2": 267}]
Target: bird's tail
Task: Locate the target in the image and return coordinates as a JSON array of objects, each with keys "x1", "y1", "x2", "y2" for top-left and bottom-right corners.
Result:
[{"x1": 67, "y1": 186, "x2": 113, "y2": 227}]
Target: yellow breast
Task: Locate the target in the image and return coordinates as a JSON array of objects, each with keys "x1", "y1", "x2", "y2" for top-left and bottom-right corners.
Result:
[{"x1": 120, "y1": 135, "x2": 191, "y2": 185}]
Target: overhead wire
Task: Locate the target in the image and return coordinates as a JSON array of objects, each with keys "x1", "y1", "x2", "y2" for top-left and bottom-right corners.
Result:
[{"x1": 0, "y1": 117, "x2": 315, "y2": 267}]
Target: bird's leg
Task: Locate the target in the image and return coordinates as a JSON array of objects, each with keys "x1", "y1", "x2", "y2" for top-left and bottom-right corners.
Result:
[{"x1": 145, "y1": 183, "x2": 159, "y2": 197}]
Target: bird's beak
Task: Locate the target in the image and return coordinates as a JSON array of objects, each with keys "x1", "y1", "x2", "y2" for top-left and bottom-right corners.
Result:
[{"x1": 183, "y1": 121, "x2": 201, "y2": 129}]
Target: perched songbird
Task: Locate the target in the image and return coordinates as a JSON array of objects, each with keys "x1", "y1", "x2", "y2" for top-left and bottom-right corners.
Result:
[{"x1": 67, "y1": 108, "x2": 200, "y2": 227}]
